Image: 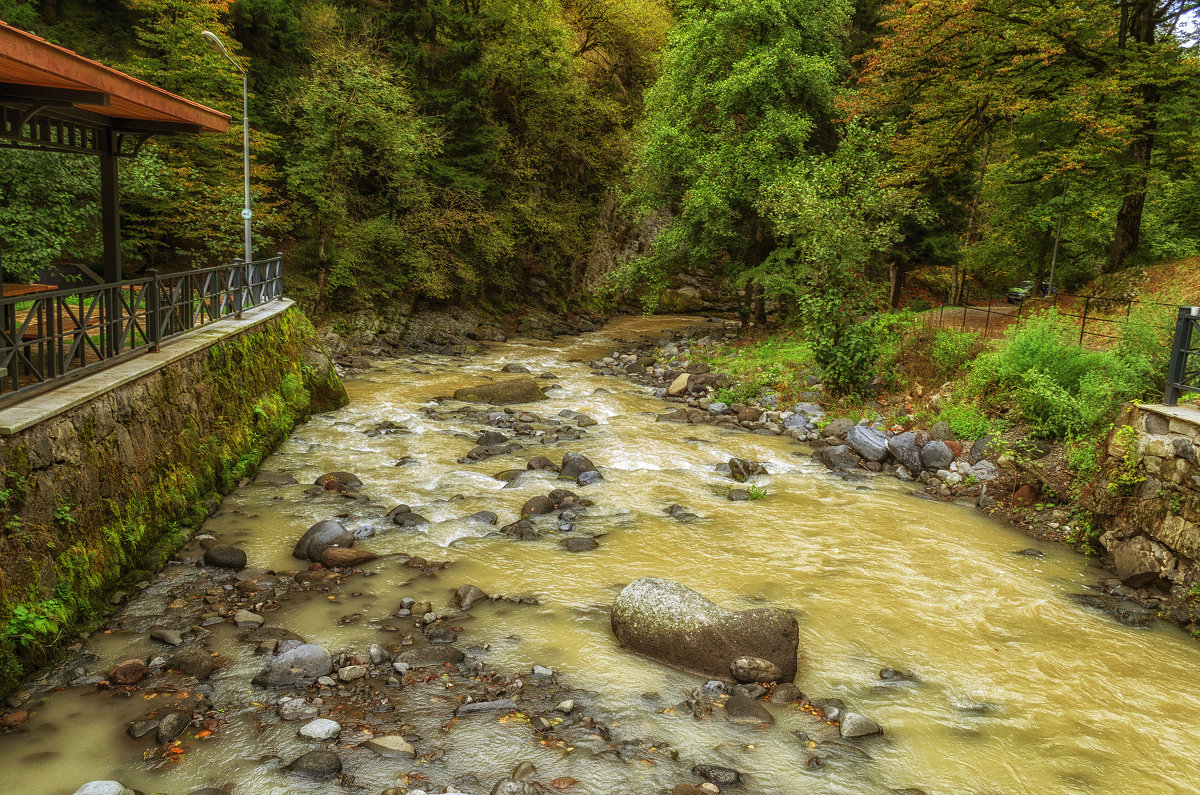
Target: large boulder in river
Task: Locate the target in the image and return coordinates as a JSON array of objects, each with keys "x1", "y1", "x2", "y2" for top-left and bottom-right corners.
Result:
[
  {"x1": 611, "y1": 577, "x2": 798, "y2": 681},
  {"x1": 292, "y1": 520, "x2": 353, "y2": 562},
  {"x1": 453, "y1": 378, "x2": 548, "y2": 405},
  {"x1": 251, "y1": 644, "x2": 332, "y2": 687},
  {"x1": 560, "y1": 452, "x2": 597, "y2": 479},
  {"x1": 920, "y1": 440, "x2": 955, "y2": 471}
]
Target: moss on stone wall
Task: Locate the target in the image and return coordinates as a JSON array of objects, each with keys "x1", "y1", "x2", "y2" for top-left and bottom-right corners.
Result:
[{"x1": 0, "y1": 305, "x2": 346, "y2": 695}]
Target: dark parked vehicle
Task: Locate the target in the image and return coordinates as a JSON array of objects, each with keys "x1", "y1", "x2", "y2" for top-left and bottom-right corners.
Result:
[{"x1": 1006, "y1": 280, "x2": 1052, "y2": 303}]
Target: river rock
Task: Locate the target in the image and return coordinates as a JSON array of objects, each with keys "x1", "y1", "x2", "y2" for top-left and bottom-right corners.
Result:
[
  {"x1": 299, "y1": 718, "x2": 341, "y2": 741},
  {"x1": 577, "y1": 469, "x2": 602, "y2": 485},
  {"x1": 150, "y1": 627, "x2": 184, "y2": 646},
  {"x1": 560, "y1": 452, "x2": 597, "y2": 479},
  {"x1": 886, "y1": 432, "x2": 923, "y2": 473},
  {"x1": 527, "y1": 455, "x2": 560, "y2": 472},
  {"x1": 321, "y1": 547, "x2": 378, "y2": 567},
  {"x1": 920, "y1": 440, "x2": 955, "y2": 471},
  {"x1": 108, "y1": 659, "x2": 147, "y2": 686},
  {"x1": 126, "y1": 719, "x2": 158, "y2": 738},
  {"x1": 611, "y1": 577, "x2": 798, "y2": 681},
  {"x1": 72, "y1": 783, "x2": 134, "y2": 795},
  {"x1": 468, "y1": 511, "x2": 499, "y2": 525},
  {"x1": 930, "y1": 421, "x2": 955, "y2": 441},
  {"x1": 455, "y1": 698, "x2": 518, "y2": 716},
  {"x1": 364, "y1": 735, "x2": 417, "y2": 758},
  {"x1": 692, "y1": 765, "x2": 742, "y2": 786},
  {"x1": 203, "y1": 545, "x2": 246, "y2": 569},
  {"x1": 251, "y1": 644, "x2": 332, "y2": 687},
  {"x1": 561, "y1": 537, "x2": 598, "y2": 552},
  {"x1": 839, "y1": 712, "x2": 883, "y2": 738},
  {"x1": 729, "y1": 458, "x2": 767, "y2": 482},
  {"x1": 451, "y1": 584, "x2": 490, "y2": 610},
  {"x1": 770, "y1": 683, "x2": 801, "y2": 703},
  {"x1": 668, "y1": 373, "x2": 690, "y2": 396},
  {"x1": 968, "y1": 460, "x2": 999, "y2": 481},
  {"x1": 285, "y1": 749, "x2": 342, "y2": 779},
  {"x1": 501, "y1": 518, "x2": 538, "y2": 540},
  {"x1": 1113, "y1": 536, "x2": 1174, "y2": 586},
  {"x1": 968, "y1": 436, "x2": 995, "y2": 464},
  {"x1": 185, "y1": 790, "x2": 232, "y2": 795},
  {"x1": 725, "y1": 695, "x2": 774, "y2": 725},
  {"x1": 822, "y1": 418, "x2": 855, "y2": 439},
  {"x1": 817, "y1": 444, "x2": 860, "y2": 472},
  {"x1": 315, "y1": 471, "x2": 362, "y2": 491},
  {"x1": 397, "y1": 645, "x2": 465, "y2": 667},
  {"x1": 730, "y1": 656, "x2": 784, "y2": 683},
  {"x1": 846, "y1": 426, "x2": 889, "y2": 462},
  {"x1": 166, "y1": 648, "x2": 214, "y2": 679},
  {"x1": 522, "y1": 496, "x2": 557, "y2": 516},
  {"x1": 293, "y1": 520, "x2": 353, "y2": 562},
  {"x1": 453, "y1": 379, "x2": 548, "y2": 405},
  {"x1": 234, "y1": 609, "x2": 264, "y2": 628},
  {"x1": 278, "y1": 697, "x2": 319, "y2": 721},
  {"x1": 155, "y1": 710, "x2": 191, "y2": 744},
  {"x1": 338, "y1": 664, "x2": 367, "y2": 681}
]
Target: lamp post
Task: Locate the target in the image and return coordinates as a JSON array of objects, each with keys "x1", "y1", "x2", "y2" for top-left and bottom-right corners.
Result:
[{"x1": 201, "y1": 30, "x2": 252, "y2": 265}]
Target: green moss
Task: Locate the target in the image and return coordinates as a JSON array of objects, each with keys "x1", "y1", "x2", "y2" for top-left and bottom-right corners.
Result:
[{"x1": 0, "y1": 306, "x2": 346, "y2": 696}]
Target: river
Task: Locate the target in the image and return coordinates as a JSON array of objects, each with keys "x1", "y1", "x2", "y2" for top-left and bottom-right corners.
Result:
[{"x1": 2, "y1": 315, "x2": 1199, "y2": 794}]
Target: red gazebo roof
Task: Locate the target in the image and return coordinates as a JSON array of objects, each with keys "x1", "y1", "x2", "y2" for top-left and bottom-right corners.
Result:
[{"x1": 0, "y1": 19, "x2": 229, "y2": 133}]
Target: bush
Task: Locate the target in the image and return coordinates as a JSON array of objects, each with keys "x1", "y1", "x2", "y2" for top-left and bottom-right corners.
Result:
[
  {"x1": 934, "y1": 403, "x2": 993, "y2": 439},
  {"x1": 965, "y1": 310, "x2": 1166, "y2": 439},
  {"x1": 931, "y1": 329, "x2": 980, "y2": 378}
]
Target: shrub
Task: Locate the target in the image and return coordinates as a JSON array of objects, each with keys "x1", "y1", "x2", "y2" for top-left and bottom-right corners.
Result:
[
  {"x1": 931, "y1": 329, "x2": 980, "y2": 378},
  {"x1": 965, "y1": 310, "x2": 1164, "y2": 439},
  {"x1": 934, "y1": 403, "x2": 993, "y2": 439}
]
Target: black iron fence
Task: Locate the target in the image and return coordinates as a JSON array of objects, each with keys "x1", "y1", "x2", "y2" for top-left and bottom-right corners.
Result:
[
  {"x1": 1165, "y1": 306, "x2": 1200, "y2": 406},
  {"x1": 0, "y1": 255, "x2": 283, "y2": 404},
  {"x1": 924, "y1": 286, "x2": 1179, "y2": 347}
]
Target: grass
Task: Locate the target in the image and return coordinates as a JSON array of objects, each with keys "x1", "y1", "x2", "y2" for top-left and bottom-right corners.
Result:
[{"x1": 699, "y1": 332, "x2": 815, "y2": 405}]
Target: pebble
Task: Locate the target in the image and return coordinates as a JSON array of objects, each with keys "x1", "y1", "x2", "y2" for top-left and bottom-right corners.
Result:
[
  {"x1": 839, "y1": 712, "x2": 884, "y2": 738},
  {"x1": 363, "y1": 735, "x2": 416, "y2": 758},
  {"x1": 72, "y1": 783, "x2": 134, "y2": 795},
  {"x1": 299, "y1": 718, "x2": 341, "y2": 741},
  {"x1": 338, "y1": 665, "x2": 367, "y2": 681},
  {"x1": 555, "y1": 699, "x2": 574, "y2": 713},
  {"x1": 149, "y1": 627, "x2": 184, "y2": 646},
  {"x1": 278, "y1": 697, "x2": 319, "y2": 721},
  {"x1": 233, "y1": 609, "x2": 264, "y2": 628}
]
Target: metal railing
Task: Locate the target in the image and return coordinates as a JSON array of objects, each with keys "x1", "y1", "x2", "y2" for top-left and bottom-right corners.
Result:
[
  {"x1": 924, "y1": 286, "x2": 1179, "y2": 347},
  {"x1": 0, "y1": 254, "x2": 283, "y2": 404},
  {"x1": 1165, "y1": 306, "x2": 1200, "y2": 406}
]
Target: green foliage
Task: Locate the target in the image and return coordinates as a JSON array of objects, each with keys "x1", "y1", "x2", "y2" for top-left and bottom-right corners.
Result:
[
  {"x1": 1105, "y1": 425, "x2": 1146, "y2": 497},
  {"x1": 746, "y1": 484, "x2": 768, "y2": 500},
  {"x1": 965, "y1": 311, "x2": 1167, "y2": 439},
  {"x1": 620, "y1": 0, "x2": 851, "y2": 302},
  {"x1": 702, "y1": 333, "x2": 813, "y2": 404},
  {"x1": 930, "y1": 329, "x2": 980, "y2": 378},
  {"x1": 934, "y1": 404, "x2": 992, "y2": 440}
]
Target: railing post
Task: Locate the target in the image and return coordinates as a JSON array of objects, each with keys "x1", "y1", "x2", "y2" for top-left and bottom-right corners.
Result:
[
  {"x1": 1165, "y1": 306, "x2": 1193, "y2": 406},
  {"x1": 275, "y1": 252, "x2": 284, "y2": 301},
  {"x1": 147, "y1": 269, "x2": 161, "y2": 352},
  {"x1": 234, "y1": 258, "x2": 245, "y2": 320},
  {"x1": 1079, "y1": 297, "x2": 1089, "y2": 346}
]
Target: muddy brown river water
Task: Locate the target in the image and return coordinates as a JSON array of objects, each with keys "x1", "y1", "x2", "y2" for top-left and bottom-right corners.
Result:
[{"x1": 2, "y1": 315, "x2": 1199, "y2": 794}]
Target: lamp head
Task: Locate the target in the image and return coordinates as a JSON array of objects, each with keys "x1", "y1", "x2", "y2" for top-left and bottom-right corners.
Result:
[{"x1": 201, "y1": 30, "x2": 228, "y2": 56}]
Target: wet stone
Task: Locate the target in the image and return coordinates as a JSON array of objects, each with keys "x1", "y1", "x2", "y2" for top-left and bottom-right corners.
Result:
[
  {"x1": 285, "y1": 749, "x2": 342, "y2": 779},
  {"x1": 840, "y1": 712, "x2": 883, "y2": 738},
  {"x1": 363, "y1": 735, "x2": 417, "y2": 758},
  {"x1": 692, "y1": 764, "x2": 742, "y2": 786},
  {"x1": 455, "y1": 698, "x2": 518, "y2": 716},
  {"x1": 299, "y1": 718, "x2": 341, "y2": 741},
  {"x1": 561, "y1": 537, "x2": 598, "y2": 552},
  {"x1": 203, "y1": 545, "x2": 247, "y2": 569},
  {"x1": 155, "y1": 710, "x2": 191, "y2": 744},
  {"x1": 725, "y1": 695, "x2": 773, "y2": 724}
]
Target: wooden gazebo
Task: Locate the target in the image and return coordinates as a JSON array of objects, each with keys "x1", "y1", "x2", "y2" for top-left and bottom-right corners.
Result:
[{"x1": 0, "y1": 19, "x2": 230, "y2": 286}]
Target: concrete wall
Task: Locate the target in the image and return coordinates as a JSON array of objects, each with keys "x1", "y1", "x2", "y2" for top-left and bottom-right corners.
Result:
[
  {"x1": 0, "y1": 302, "x2": 345, "y2": 693},
  {"x1": 1086, "y1": 404, "x2": 1200, "y2": 632}
]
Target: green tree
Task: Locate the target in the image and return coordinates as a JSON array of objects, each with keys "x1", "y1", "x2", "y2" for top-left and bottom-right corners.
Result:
[{"x1": 623, "y1": 0, "x2": 850, "y2": 323}]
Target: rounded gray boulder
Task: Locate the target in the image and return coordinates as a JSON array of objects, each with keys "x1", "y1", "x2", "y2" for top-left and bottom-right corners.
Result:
[
  {"x1": 920, "y1": 440, "x2": 955, "y2": 471},
  {"x1": 251, "y1": 644, "x2": 332, "y2": 687},
  {"x1": 611, "y1": 577, "x2": 798, "y2": 681},
  {"x1": 292, "y1": 520, "x2": 353, "y2": 562}
]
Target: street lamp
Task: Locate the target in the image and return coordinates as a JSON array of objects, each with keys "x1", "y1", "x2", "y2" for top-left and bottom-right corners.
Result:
[{"x1": 201, "y1": 30, "x2": 252, "y2": 265}]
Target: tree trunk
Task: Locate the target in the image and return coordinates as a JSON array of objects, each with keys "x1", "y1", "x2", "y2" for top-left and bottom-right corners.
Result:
[
  {"x1": 1106, "y1": 0, "x2": 1157, "y2": 274},
  {"x1": 888, "y1": 261, "x2": 908, "y2": 308},
  {"x1": 753, "y1": 284, "x2": 766, "y2": 328}
]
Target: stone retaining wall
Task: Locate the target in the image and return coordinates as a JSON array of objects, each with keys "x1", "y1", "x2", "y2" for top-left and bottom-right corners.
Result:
[
  {"x1": 0, "y1": 304, "x2": 346, "y2": 694},
  {"x1": 1085, "y1": 404, "x2": 1200, "y2": 631}
]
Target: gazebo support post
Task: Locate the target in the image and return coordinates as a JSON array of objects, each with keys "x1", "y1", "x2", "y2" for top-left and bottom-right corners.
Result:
[{"x1": 100, "y1": 139, "x2": 121, "y2": 356}]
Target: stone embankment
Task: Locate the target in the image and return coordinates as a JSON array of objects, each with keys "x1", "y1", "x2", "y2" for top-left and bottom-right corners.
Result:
[
  {"x1": 1082, "y1": 404, "x2": 1200, "y2": 634},
  {"x1": 0, "y1": 305, "x2": 346, "y2": 695}
]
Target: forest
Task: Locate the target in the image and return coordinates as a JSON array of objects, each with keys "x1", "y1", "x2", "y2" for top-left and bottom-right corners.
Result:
[{"x1": 1, "y1": 0, "x2": 1198, "y2": 330}]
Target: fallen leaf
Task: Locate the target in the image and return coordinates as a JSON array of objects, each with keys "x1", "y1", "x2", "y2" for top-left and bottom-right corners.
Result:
[{"x1": 552, "y1": 777, "x2": 578, "y2": 791}]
